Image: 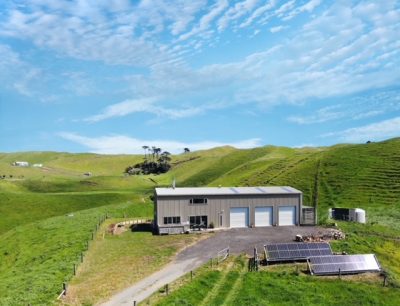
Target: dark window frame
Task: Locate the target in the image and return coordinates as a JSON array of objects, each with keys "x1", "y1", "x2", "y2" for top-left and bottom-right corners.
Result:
[
  {"x1": 164, "y1": 216, "x2": 181, "y2": 225},
  {"x1": 189, "y1": 198, "x2": 208, "y2": 204},
  {"x1": 189, "y1": 215, "x2": 208, "y2": 228}
]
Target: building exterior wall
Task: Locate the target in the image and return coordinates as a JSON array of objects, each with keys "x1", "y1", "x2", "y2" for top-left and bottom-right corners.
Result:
[{"x1": 155, "y1": 193, "x2": 302, "y2": 230}]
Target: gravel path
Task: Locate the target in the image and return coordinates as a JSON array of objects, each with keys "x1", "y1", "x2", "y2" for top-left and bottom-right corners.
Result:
[{"x1": 99, "y1": 226, "x2": 330, "y2": 306}]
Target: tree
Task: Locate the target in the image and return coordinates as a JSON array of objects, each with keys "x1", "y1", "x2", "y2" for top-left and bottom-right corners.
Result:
[
  {"x1": 142, "y1": 145, "x2": 149, "y2": 160},
  {"x1": 125, "y1": 147, "x2": 172, "y2": 175},
  {"x1": 184, "y1": 147, "x2": 190, "y2": 153}
]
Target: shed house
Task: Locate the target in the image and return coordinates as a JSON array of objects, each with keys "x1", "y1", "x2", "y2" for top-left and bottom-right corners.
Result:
[{"x1": 154, "y1": 186, "x2": 306, "y2": 234}]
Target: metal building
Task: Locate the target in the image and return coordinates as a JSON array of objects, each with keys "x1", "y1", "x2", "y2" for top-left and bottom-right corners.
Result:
[{"x1": 154, "y1": 186, "x2": 305, "y2": 234}]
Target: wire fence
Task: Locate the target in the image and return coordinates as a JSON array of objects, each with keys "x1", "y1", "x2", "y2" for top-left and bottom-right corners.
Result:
[{"x1": 217, "y1": 247, "x2": 230, "y2": 264}]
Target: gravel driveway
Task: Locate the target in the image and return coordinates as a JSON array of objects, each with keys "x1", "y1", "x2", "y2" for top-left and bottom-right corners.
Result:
[{"x1": 99, "y1": 226, "x2": 331, "y2": 306}]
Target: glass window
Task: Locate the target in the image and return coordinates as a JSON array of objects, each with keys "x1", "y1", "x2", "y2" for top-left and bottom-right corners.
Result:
[
  {"x1": 164, "y1": 216, "x2": 180, "y2": 224},
  {"x1": 189, "y1": 215, "x2": 208, "y2": 228},
  {"x1": 189, "y1": 198, "x2": 208, "y2": 204}
]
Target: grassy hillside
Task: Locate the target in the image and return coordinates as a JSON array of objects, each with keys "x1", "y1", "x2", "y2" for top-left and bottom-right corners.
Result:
[
  {"x1": 0, "y1": 138, "x2": 399, "y2": 305},
  {"x1": 149, "y1": 256, "x2": 400, "y2": 306},
  {"x1": 0, "y1": 200, "x2": 152, "y2": 306}
]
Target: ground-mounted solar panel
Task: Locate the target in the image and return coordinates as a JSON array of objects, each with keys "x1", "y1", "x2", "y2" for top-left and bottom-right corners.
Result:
[
  {"x1": 308, "y1": 254, "x2": 381, "y2": 275},
  {"x1": 264, "y1": 242, "x2": 332, "y2": 262}
]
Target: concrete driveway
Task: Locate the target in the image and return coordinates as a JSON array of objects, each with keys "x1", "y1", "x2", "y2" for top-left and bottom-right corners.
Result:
[{"x1": 99, "y1": 226, "x2": 331, "y2": 306}]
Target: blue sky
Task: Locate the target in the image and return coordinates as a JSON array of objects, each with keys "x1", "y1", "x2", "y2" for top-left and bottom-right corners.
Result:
[{"x1": 0, "y1": 0, "x2": 399, "y2": 154}]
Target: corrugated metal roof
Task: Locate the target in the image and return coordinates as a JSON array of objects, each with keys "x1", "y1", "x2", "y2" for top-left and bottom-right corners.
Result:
[{"x1": 155, "y1": 186, "x2": 302, "y2": 196}]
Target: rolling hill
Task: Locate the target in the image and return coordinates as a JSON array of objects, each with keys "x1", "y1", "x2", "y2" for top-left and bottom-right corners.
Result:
[{"x1": 0, "y1": 138, "x2": 399, "y2": 305}]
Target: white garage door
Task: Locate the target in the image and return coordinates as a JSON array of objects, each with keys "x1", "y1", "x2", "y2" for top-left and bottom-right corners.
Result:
[
  {"x1": 279, "y1": 206, "x2": 296, "y2": 226},
  {"x1": 255, "y1": 207, "x2": 273, "y2": 227},
  {"x1": 230, "y1": 207, "x2": 249, "y2": 228}
]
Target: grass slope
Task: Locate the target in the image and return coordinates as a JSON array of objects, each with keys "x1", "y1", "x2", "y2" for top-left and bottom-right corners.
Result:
[
  {"x1": 153, "y1": 256, "x2": 400, "y2": 306},
  {"x1": 65, "y1": 224, "x2": 204, "y2": 305},
  {"x1": 0, "y1": 200, "x2": 152, "y2": 306}
]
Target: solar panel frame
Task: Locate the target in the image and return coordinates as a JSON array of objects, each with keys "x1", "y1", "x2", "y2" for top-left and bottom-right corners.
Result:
[
  {"x1": 308, "y1": 254, "x2": 381, "y2": 275},
  {"x1": 264, "y1": 242, "x2": 333, "y2": 262}
]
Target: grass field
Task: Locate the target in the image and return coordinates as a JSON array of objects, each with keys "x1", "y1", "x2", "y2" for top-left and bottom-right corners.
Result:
[
  {"x1": 0, "y1": 138, "x2": 399, "y2": 305},
  {"x1": 65, "y1": 223, "x2": 208, "y2": 306},
  {"x1": 150, "y1": 256, "x2": 400, "y2": 306},
  {"x1": 0, "y1": 201, "x2": 153, "y2": 306}
]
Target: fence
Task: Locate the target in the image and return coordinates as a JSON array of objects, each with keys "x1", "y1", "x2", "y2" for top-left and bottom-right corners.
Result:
[
  {"x1": 217, "y1": 247, "x2": 230, "y2": 264},
  {"x1": 56, "y1": 214, "x2": 108, "y2": 300}
]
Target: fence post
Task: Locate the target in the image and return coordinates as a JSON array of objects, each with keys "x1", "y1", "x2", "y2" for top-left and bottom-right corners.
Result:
[
  {"x1": 73, "y1": 264, "x2": 76, "y2": 275},
  {"x1": 86, "y1": 240, "x2": 89, "y2": 250},
  {"x1": 383, "y1": 273, "x2": 387, "y2": 287},
  {"x1": 165, "y1": 284, "x2": 169, "y2": 295},
  {"x1": 133, "y1": 301, "x2": 136, "y2": 306},
  {"x1": 338, "y1": 268, "x2": 341, "y2": 279},
  {"x1": 63, "y1": 282, "x2": 67, "y2": 296},
  {"x1": 191, "y1": 270, "x2": 193, "y2": 281}
]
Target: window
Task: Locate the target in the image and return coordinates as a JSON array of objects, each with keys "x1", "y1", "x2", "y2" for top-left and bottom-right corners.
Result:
[
  {"x1": 189, "y1": 198, "x2": 208, "y2": 204},
  {"x1": 164, "y1": 216, "x2": 181, "y2": 224},
  {"x1": 189, "y1": 216, "x2": 208, "y2": 228}
]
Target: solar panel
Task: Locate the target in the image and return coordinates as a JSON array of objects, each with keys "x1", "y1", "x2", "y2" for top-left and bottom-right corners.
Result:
[
  {"x1": 308, "y1": 254, "x2": 381, "y2": 275},
  {"x1": 264, "y1": 242, "x2": 332, "y2": 262}
]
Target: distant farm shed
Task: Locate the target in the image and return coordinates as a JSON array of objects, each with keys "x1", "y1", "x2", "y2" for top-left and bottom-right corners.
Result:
[
  {"x1": 154, "y1": 186, "x2": 312, "y2": 234},
  {"x1": 12, "y1": 161, "x2": 29, "y2": 167}
]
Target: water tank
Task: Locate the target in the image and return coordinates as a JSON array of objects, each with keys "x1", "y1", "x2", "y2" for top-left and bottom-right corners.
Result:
[{"x1": 354, "y1": 208, "x2": 366, "y2": 224}]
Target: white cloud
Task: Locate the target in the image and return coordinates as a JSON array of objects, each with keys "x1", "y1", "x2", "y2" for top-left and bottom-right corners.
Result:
[
  {"x1": 323, "y1": 117, "x2": 400, "y2": 143},
  {"x1": 0, "y1": 44, "x2": 43, "y2": 97},
  {"x1": 217, "y1": 0, "x2": 259, "y2": 31},
  {"x1": 178, "y1": 0, "x2": 228, "y2": 41},
  {"x1": 288, "y1": 105, "x2": 344, "y2": 124},
  {"x1": 58, "y1": 132, "x2": 262, "y2": 154},
  {"x1": 288, "y1": 90, "x2": 400, "y2": 125},
  {"x1": 282, "y1": 0, "x2": 321, "y2": 21},
  {"x1": 84, "y1": 96, "x2": 225, "y2": 122},
  {"x1": 270, "y1": 25, "x2": 288, "y2": 33},
  {"x1": 239, "y1": 0, "x2": 276, "y2": 28}
]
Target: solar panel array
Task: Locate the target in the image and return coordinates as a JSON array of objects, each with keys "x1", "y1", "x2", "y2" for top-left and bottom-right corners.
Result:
[
  {"x1": 265, "y1": 242, "x2": 332, "y2": 261},
  {"x1": 308, "y1": 254, "x2": 381, "y2": 275}
]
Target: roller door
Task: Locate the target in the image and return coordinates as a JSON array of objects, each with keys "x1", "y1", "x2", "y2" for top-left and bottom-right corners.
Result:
[
  {"x1": 255, "y1": 206, "x2": 273, "y2": 227},
  {"x1": 230, "y1": 207, "x2": 249, "y2": 228},
  {"x1": 278, "y1": 206, "x2": 296, "y2": 226}
]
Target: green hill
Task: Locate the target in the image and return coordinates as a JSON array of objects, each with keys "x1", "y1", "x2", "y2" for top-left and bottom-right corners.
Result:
[{"x1": 0, "y1": 138, "x2": 399, "y2": 305}]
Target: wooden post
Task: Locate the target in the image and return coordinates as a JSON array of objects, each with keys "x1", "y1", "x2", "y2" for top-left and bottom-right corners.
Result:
[
  {"x1": 63, "y1": 282, "x2": 67, "y2": 296},
  {"x1": 338, "y1": 268, "x2": 341, "y2": 279},
  {"x1": 133, "y1": 301, "x2": 136, "y2": 306},
  {"x1": 191, "y1": 270, "x2": 193, "y2": 281},
  {"x1": 86, "y1": 240, "x2": 89, "y2": 250},
  {"x1": 165, "y1": 284, "x2": 169, "y2": 295},
  {"x1": 73, "y1": 264, "x2": 76, "y2": 275},
  {"x1": 383, "y1": 274, "x2": 387, "y2": 287}
]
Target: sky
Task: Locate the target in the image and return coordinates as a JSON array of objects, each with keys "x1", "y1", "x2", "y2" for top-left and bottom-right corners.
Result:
[{"x1": 0, "y1": 0, "x2": 399, "y2": 154}]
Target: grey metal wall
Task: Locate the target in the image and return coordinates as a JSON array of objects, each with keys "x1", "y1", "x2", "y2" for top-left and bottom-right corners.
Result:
[{"x1": 156, "y1": 193, "x2": 302, "y2": 227}]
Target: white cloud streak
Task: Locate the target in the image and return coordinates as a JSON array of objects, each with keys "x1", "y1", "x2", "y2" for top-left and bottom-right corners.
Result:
[
  {"x1": 288, "y1": 90, "x2": 400, "y2": 125},
  {"x1": 323, "y1": 117, "x2": 400, "y2": 143},
  {"x1": 84, "y1": 97, "x2": 226, "y2": 122},
  {"x1": 58, "y1": 132, "x2": 262, "y2": 154}
]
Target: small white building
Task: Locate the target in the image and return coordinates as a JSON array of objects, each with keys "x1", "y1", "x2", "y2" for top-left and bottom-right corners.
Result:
[{"x1": 12, "y1": 161, "x2": 29, "y2": 167}]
